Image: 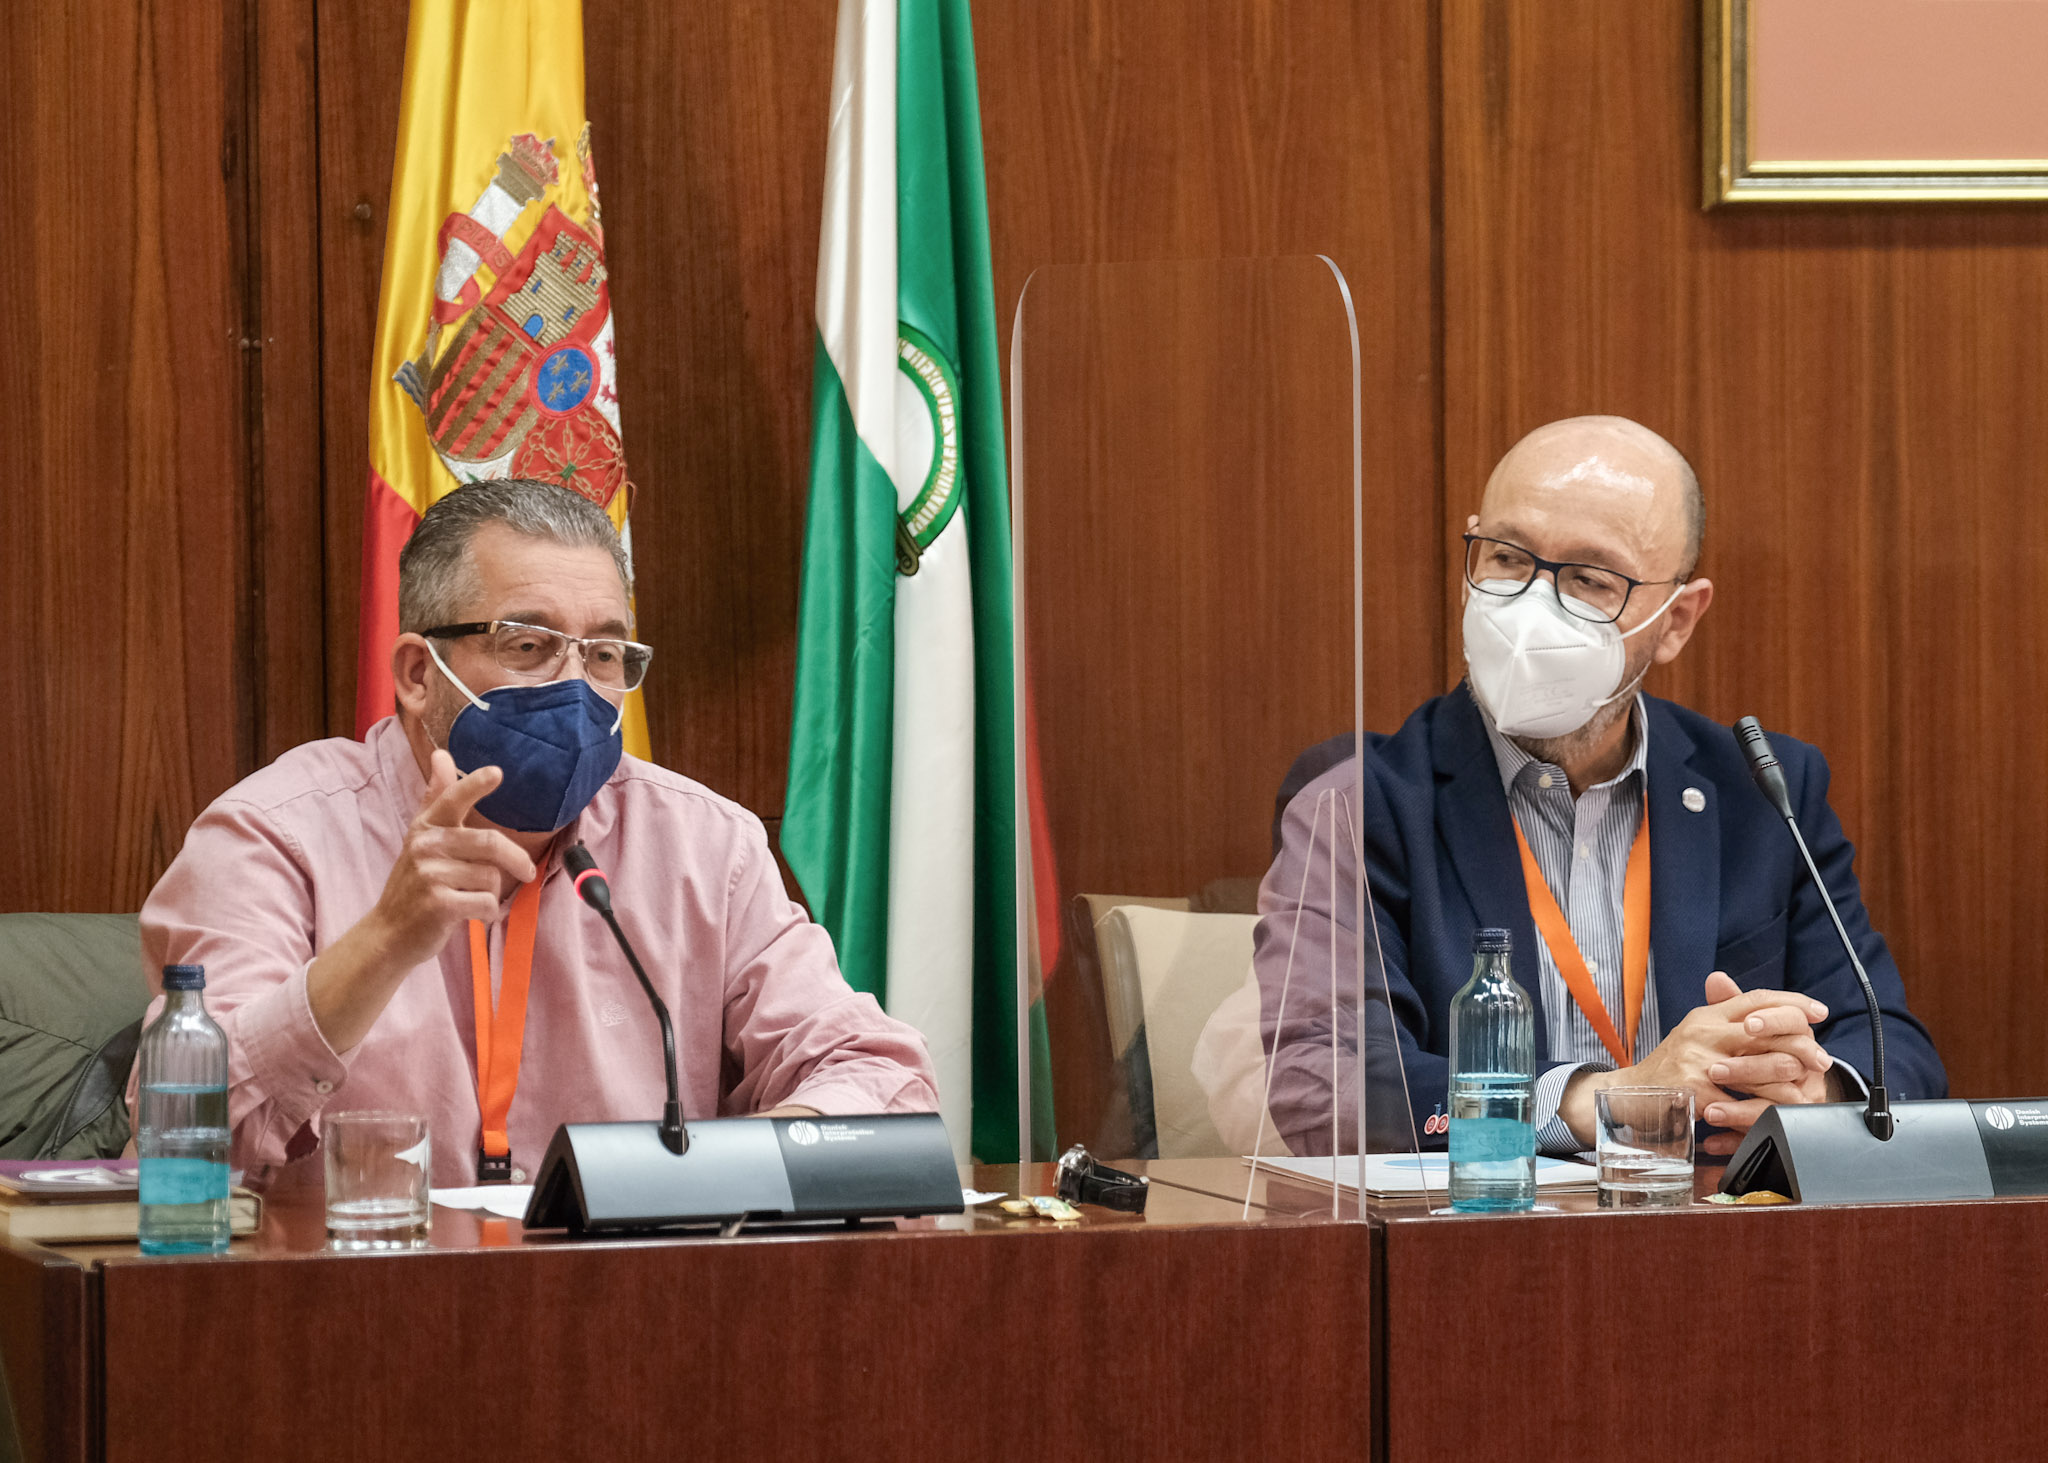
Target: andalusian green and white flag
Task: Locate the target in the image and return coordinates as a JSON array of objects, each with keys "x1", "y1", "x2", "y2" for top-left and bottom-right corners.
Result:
[{"x1": 783, "y1": 0, "x2": 1053, "y2": 1163}]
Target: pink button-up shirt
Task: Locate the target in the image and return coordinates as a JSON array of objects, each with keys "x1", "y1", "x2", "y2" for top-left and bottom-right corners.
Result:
[{"x1": 134, "y1": 717, "x2": 937, "y2": 1186}]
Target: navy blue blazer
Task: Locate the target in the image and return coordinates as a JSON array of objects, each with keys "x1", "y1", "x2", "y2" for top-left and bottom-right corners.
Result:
[{"x1": 1271, "y1": 687, "x2": 1946, "y2": 1147}]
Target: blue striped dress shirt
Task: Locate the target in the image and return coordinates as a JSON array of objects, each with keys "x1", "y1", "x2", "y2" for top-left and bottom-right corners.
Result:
[{"x1": 1481, "y1": 697, "x2": 1661, "y2": 1155}]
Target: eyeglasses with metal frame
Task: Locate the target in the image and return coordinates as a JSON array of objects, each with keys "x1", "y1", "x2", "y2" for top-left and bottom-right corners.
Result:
[{"x1": 421, "y1": 620, "x2": 654, "y2": 693}]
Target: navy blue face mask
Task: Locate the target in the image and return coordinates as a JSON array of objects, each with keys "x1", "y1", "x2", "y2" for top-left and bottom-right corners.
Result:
[{"x1": 426, "y1": 640, "x2": 624, "y2": 832}]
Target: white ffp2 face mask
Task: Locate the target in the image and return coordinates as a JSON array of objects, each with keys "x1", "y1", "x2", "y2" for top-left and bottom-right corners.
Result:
[{"x1": 1461, "y1": 577, "x2": 1684, "y2": 739}]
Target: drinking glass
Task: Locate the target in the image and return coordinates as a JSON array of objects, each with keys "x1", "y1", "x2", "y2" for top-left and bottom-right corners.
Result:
[
  {"x1": 1595, "y1": 1087, "x2": 1693, "y2": 1209},
  {"x1": 324, "y1": 1111, "x2": 432, "y2": 1249}
]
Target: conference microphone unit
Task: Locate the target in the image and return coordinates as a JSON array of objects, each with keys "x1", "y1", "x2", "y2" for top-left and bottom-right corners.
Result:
[
  {"x1": 1721, "y1": 718, "x2": 2048, "y2": 1204},
  {"x1": 523, "y1": 844, "x2": 963, "y2": 1235}
]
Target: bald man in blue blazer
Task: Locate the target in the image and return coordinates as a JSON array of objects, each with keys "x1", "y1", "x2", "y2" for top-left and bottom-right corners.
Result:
[{"x1": 1253, "y1": 418, "x2": 1944, "y2": 1157}]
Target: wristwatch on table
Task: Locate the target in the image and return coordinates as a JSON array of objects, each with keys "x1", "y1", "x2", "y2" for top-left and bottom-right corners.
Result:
[{"x1": 1054, "y1": 1144, "x2": 1150, "y2": 1213}]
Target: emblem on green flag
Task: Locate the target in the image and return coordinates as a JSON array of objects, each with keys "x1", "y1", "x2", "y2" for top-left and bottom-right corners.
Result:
[{"x1": 893, "y1": 322, "x2": 962, "y2": 577}]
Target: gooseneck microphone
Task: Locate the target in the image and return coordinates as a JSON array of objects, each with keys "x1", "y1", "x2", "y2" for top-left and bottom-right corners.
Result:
[
  {"x1": 1733, "y1": 717, "x2": 1894, "y2": 1141},
  {"x1": 564, "y1": 842, "x2": 687, "y2": 1155}
]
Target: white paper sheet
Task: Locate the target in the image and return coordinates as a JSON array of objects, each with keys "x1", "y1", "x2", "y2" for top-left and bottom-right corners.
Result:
[{"x1": 430, "y1": 1184, "x2": 535, "y2": 1219}]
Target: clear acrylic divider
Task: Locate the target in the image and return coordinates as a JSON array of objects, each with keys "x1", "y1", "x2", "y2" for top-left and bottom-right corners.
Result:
[{"x1": 1009, "y1": 256, "x2": 1420, "y2": 1216}]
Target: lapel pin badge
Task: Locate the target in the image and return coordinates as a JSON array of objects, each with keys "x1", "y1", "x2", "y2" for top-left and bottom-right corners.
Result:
[{"x1": 1682, "y1": 787, "x2": 1706, "y2": 813}]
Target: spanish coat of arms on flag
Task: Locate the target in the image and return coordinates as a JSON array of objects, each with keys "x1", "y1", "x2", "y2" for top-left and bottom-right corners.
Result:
[{"x1": 393, "y1": 128, "x2": 625, "y2": 504}]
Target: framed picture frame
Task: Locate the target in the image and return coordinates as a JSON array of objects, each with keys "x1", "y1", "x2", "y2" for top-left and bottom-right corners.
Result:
[{"x1": 1703, "y1": 0, "x2": 2048, "y2": 206}]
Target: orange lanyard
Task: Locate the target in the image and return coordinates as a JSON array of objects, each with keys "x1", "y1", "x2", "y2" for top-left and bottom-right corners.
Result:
[
  {"x1": 1510, "y1": 801, "x2": 1650, "y2": 1068},
  {"x1": 469, "y1": 876, "x2": 542, "y2": 1181}
]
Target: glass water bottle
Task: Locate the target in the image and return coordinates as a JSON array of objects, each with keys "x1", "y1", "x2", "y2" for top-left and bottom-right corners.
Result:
[
  {"x1": 136, "y1": 964, "x2": 232, "y2": 1254},
  {"x1": 1447, "y1": 927, "x2": 1536, "y2": 1213}
]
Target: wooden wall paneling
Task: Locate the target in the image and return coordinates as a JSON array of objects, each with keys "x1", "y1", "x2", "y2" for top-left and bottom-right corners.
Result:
[
  {"x1": 0, "y1": 1, "x2": 255, "y2": 913},
  {"x1": 976, "y1": 0, "x2": 1444, "y2": 739},
  {"x1": 250, "y1": 0, "x2": 328, "y2": 763},
  {"x1": 1017, "y1": 260, "x2": 1359, "y2": 903},
  {"x1": 310, "y1": 3, "x2": 405, "y2": 738},
  {"x1": 1438, "y1": 0, "x2": 2048, "y2": 1098},
  {"x1": 1880, "y1": 222, "x2": 2048, "y2": 1101}
]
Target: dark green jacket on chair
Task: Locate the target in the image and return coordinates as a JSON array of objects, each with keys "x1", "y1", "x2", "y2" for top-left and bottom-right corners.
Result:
[
  {"x1": 0, "y1": 915, "x2": 150, "y2": 1463},
  {"x1": 0, "y1": 912, "x2": 151, "y2": 1160}
]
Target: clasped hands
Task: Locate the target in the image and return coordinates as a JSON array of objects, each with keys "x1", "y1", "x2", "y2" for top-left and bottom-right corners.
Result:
[{"x1": 1560, "y1": 971, "x2": 1839, "y2": 1155}]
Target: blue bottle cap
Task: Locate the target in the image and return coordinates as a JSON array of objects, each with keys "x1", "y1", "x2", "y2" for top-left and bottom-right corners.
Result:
[
  {"x1": 161, "y1": 964, "x2": 206, "y2": 991},
  {"x1": 1472, "y1": 927, "x2": 1512, "y2": 954}
]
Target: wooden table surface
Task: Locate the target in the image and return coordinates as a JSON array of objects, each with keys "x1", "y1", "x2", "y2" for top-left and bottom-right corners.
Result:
[{"x1": 1, "y1": 1158, "x2": 1373, "y2": 1463}]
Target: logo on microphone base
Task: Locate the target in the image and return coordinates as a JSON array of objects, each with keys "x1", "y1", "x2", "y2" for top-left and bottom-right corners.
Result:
[
  {"x1": 1985, "y1": 1105, "x2": 2017, "y2": 1131},
  {"x1": 786, "y1": 1120, "x2": 822, "y2": 1147}
]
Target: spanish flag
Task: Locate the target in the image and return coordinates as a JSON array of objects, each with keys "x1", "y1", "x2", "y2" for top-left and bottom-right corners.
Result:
[{"x1": 356, "y1": 0, "x2": 648, "y2": 757}]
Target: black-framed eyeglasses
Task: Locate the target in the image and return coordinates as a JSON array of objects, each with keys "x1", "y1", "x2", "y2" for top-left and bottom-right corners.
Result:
[
  {"x1": 422, "y1": 620, "x2": 654, "y2": 693},
  {"x1": 1462, "y1": 534, "x2": 1682, "y2": 626}
]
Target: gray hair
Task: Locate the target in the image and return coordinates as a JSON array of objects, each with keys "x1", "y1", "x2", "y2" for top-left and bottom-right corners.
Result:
[
  {"x1": 1678, "y1": 456, "x2": 1705, "y2": 581},
  {"x1": 397, "y1": 478, "x2": 632, "y2": 632}
]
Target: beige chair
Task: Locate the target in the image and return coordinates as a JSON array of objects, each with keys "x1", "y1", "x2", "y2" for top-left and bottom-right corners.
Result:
[{"x1": 1092, "y1": 903, "x2": 1264, "y2": 1158}]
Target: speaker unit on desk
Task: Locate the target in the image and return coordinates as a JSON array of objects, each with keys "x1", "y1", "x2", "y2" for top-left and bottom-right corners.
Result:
[
  {"x1": 522, "y1": 1113, "x2": 966, "y2": 1234},
  {"x1": 1721, "y1": 1098, "x2": 2048, "y2": 1204}
]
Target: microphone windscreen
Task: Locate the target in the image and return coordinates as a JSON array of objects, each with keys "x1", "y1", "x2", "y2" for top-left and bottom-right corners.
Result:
[{"x1": 1733, "y1": 717, "x2": 1794, "y2": 818}]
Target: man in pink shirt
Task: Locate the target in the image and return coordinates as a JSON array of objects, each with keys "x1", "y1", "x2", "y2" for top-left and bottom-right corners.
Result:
[{"x1": 134, "y1": 478, "x2": 937, "y2": 1187}]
